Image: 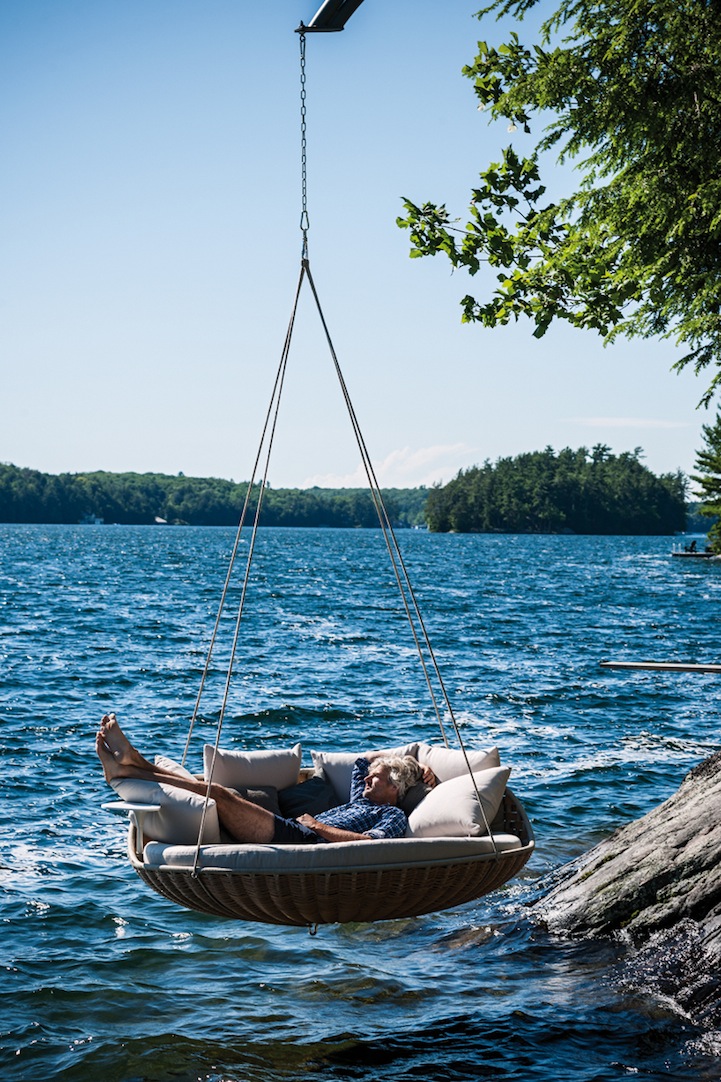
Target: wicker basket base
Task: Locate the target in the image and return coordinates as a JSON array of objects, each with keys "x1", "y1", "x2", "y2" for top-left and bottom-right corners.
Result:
[
  {"x1": 129, "y1": 790, "x2": 535, "y2": 927},
  {"x1": 134, "y1": 845, "x2": 531, "y2": 925}
]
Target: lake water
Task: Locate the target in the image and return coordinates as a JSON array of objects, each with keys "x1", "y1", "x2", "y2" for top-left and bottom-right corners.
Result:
[{"x1": 2, "y1": 524, "x2": 721, "y2": 1081}]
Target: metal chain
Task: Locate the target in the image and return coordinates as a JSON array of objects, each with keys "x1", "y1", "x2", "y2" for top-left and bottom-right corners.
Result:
[{"x1": 299, "y1": 31, "x2": 310, "y2": 257}]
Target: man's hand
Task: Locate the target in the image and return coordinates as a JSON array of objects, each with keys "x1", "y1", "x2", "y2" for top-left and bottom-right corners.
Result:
[
  {"x1": 296, "y1": 813, "x2": 321, "y2": 830},
  {"x1": 420, "y1": 764, "x2": 438, "y2": 788},
  {"x1": 295, "y1": 813, "x2": 371, "y2": 843}
]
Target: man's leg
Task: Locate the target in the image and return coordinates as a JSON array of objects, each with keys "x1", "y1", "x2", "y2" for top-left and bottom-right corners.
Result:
[{"x1": 96, "y1": 726, "x2": 276, "y2": 843}]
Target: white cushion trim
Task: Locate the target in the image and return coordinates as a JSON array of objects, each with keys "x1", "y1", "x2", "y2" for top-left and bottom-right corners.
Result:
[{"x1": 142, "y1": 833, "x2": 523, "y2": 874}]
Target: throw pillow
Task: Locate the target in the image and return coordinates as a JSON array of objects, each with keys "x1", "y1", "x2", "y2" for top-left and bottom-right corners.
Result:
[
  {"x1": 109, "y1": 776, "x2": 221, "y2": 844},
  {"x1": 416, "y1": 743, "x2": 500, "y2": 784},
  {"x1": 203, "y1": 743, "x2": 302, "y2": 790},
  {"x1": 278, "y1": 775, "x2": 339, "y2": 818},
  {"x1": 405, "y1": 765, "x2": 511, "y2": 838}
]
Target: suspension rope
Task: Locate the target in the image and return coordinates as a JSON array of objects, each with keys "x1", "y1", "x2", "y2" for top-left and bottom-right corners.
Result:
[
  {"x1": 180, "y1": 265, "x2": 305, "y2": 769},
  {"x1": 300, "y1": 262, "x2": 499, "y2": 844},
  {"x1": 187, "y1": 28, "x2": 498, "y2": 860},
  {"x1": 191, "y1": 262, "x2": 307, "y2": 871},
  {"x1": 294, "y1": 27, "x2": 454, "y2": 742},
  {"x1": 299, "y1": 31, "x2": 310, "y2": 258}
]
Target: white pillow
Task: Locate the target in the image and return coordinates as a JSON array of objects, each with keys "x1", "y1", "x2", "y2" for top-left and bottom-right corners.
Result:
[
  {"x1": 311, "y1": 744, "x2": 419, "y2": 801},
  {"x1": 405, "y1": 765, "x2": 511, "y2": 838},
  {"x1": 203, "y1": 743, "x2": 302, "y2": 790},
  {"x1": 417, "y1": 743, "x2": 500, "y2": 783},
  {"x1": 109, "y1": 776, "x2": 221, "y2": 844},
  {"x1": 155, "y1": 754, "x2": 196, "y2": 779}
]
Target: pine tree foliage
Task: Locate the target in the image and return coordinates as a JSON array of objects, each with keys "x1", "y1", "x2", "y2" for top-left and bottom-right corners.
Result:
[
  {"x1": 692, "y1": 411, "x2": 721, "y2": 551},
  {"x1": 0, "y1": 454, "x2": 687, "y2": 535},
  {"x1": 425, "y1": 445, "x2": 686, "y2": 534},
  {"x1": 0, "y1": 465, "x2": 427, "y2": 528},
  {"x1": 397, "y1": 0, "x2": 721, "y2": 403}
]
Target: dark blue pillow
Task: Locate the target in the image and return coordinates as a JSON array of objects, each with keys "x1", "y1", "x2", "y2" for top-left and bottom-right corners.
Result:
[
  {"x1": 278, "y1": 775, "x2": 339, "y2": 818},
  {"x1": 236, "y1": 786, "x2": 281, "y2": 816}
]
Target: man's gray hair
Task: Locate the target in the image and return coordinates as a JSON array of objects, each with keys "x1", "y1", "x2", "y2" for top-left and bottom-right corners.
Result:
[{"x1": 376, "y1": 755, "x2": 423, "y2": 801}]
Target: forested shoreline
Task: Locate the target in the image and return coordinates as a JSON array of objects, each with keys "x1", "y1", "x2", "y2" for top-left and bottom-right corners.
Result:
[
  {"x1": 0, "y1": 464, "x2": 428, "y2": 528},
  {"x1": 425, "y1": 447, "x2": 687, "y2": 535},
  {"x1": 0, "y1": 451, "x2": 694, "y2": 534}
]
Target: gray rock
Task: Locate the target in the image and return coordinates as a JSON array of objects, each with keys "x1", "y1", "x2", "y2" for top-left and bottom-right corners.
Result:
[{"x1": 534, "y1": 750, "x2": 721, "y2": 1024}]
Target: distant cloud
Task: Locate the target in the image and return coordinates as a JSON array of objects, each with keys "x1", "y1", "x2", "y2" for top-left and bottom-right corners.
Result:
[
  {"x1": 572, "y1": 417, "x2": 693, "y2": 430},
  {"x1": 301, "y1": 443, "x2": 476, "y2": 489}
]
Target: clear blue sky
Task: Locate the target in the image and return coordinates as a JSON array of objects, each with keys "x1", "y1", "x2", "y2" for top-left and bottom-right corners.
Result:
[{"x1": 1, "y1": 0, "x2": 709, "y2": 490}]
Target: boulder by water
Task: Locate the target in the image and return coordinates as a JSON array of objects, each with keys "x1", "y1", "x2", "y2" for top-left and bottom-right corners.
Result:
[{"x1": 534, "y1": 750, "x2": 721, "y2": 1026}]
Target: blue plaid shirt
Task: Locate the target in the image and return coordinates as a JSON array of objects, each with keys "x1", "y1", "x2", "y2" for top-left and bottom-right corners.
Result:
[{"x1": 315, "y1": 758, "x2": 407, "y2": 839}]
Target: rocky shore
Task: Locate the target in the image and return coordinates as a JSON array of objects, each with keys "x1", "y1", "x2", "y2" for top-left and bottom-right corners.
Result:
[{"x1": 533, "y1": 750, "x2": 721, "y2": 1026}]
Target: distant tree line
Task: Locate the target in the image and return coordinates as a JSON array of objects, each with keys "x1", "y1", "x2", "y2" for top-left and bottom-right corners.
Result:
[
  {"x1": 0, "y1": 464, "x2": 428, "y2": 528},
  {"x1": 0, "y1": 449, "x2": 691, "y2": 534},
  {"x1": 425, "y1": 445, "x2": 687, "y2": 535}
]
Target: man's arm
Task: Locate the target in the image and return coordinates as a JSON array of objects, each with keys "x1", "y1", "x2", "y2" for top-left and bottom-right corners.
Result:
[
  {"x1": 296, "y1": 814, "x2": 372, "y2": 842},
  {"x1": 349, "y1": 756, "x2": 371, "y2": 803}
]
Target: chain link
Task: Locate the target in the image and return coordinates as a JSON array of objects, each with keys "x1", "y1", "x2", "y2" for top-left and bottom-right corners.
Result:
[{"x1": 299, "y1": 31, "x2": 310, "y2": 256}]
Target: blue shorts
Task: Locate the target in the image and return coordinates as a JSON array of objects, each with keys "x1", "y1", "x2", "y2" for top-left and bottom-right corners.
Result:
[{"x1": 271, "y1": 815, "x2": 326, "y2": 845}]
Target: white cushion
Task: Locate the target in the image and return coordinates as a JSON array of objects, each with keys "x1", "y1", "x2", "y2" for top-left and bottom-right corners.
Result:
[
  {"x1": 406, "y1": 765, "x2": 511, "y2": 838},
  {"x1": 142, "y1": 832, "x2": 523, "y2": 873},
  {"x1": 155, "y1": 754, "x2": 195, "y2": 779},
  {"x1": 203, "y1": 743, "x2": 302, "y2": 790},
  {"x1": 311, "y1": 744, "x2": 419, "y2": 801},
  {"x1": 416, "y1": 743, "x2": 500, "y2": 783},
  {"x1": 109, "y1": 777, "x2": 221, "y2": 844}
]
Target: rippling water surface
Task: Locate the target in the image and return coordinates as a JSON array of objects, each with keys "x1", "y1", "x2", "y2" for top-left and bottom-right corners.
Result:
[{"x1": 2, "y1": 525, "x2": 721, "y2": 1081}]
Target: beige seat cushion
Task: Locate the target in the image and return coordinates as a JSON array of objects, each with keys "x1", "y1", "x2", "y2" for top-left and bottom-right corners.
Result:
[
  {"x1": 142, "y1": 832, "x2": 523, "y2": 874},
  {"x1": 416, "y1": 743, "x2": 500, "y2": 782}
]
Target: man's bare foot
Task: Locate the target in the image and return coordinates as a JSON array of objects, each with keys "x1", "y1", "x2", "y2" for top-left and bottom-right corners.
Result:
[
  {"x1": 99, "y1": 714, "x2": 143, "y2": 767},
  {"x1": 95, "y1": 731, "x2": 126, "y2": 782}
]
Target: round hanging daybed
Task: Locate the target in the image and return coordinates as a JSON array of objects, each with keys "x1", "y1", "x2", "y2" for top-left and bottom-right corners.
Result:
[
  {"x1": 100, "y1": 16, "x2": 536, "y2": 927},
  {"x1": 125, "y1": 789, "x2": 534, "y2": 927}
]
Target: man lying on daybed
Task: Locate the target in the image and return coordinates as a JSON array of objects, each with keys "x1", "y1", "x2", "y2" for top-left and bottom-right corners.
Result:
[{"x1": 96, "y1": 714, "x2": 436, "y2": 845}]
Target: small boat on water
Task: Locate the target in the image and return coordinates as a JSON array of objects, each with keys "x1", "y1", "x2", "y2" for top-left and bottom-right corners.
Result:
[
  {"x1": 672, "y1": 544, "x2": 718, "y2": 559},
  {"x1": 666, "y1": 538, "x2": 714, "y2": 562},
  {"x1": 672, "y1": 550, "x2": 717, "y2": 559}
]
